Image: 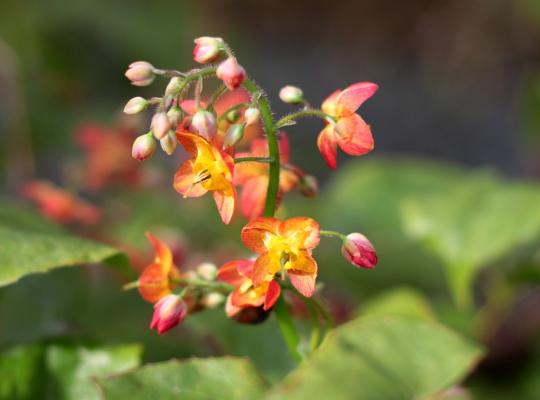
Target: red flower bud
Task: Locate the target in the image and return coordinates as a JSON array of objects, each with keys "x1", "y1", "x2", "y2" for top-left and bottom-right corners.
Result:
[
  {"x1": 193, "y1": 37, "x2": 223, "y2": 64},
  {"x1": 125, "y1": 61, "x2": 155, "y2": 86},
  {"x1": 216, "y1": 58, "x2": 246, "y2": 91},
  {"x1": 150, "y1": 294, "x2": 187, "y2": 335},
  {"x1": 151, "y1": 112, "x2": 172, "y2": 140},
  {"x1": 132, "y1": 133, "x2": 156, "y2": 161},
  {"x1": 341, "y1": 233, "x2": 377, "y2": 269},
  {"x1": 279, "y1": 85, "x2": 303, "y2": 104},
  {"x1": 191, "y1": 109, "x2": 217, "y2": 140}
]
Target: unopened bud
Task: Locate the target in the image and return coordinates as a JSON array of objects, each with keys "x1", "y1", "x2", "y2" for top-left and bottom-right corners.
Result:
[
  {"x1": 226, "y1": 109, "x2": 241, "y2": 123},
  {"x1": 150, "y1": 294, "x2": 187, "y2": 334},
  {"x1": 167, "y1": 106, "x2": 182, "y2": 127},
  {"x1": 196, "y1": 262, "x2": 217, "y2": 280},
  {"x1": 299, "y1": 175, "x2": 318, "y2": 198},
  {"x1": 216, "y1": 57, "x2": 246, "y2": 91},
  {"x1": 193, "y1": 36, "x2": 223, "y2": 64},
  {"x1": 341, "y1": 233, "x2": 377, "y2": 269},
  {"x1": 191, "y1": 109, "x2": 217, "y2": 140},
  {"x1": 151, "y1": 112, "x2": 172, "y2": 140},
  {"x1": 223, "y1": 124, "x2": 245, "y2": 148},
  {"x1": 279, "y1": 85, "x2": 303, "y2": 104},
  {"x1": 125, "y1": 61, "x2": 155, "y2": 86},
  {"x1": 160, "y1": 131, "x2": 177, "y2": 155},
  {"x1": 132, "y1": 133, "x2": 156, "y2": 161},
  {"x1": 244, "y1": 107, "x2": 260, "y2": 126},
  {"x1": 201, "y1": 292, "x2": 225, "y2": 308},
  {"x1": 165, "y1": 77, "x2": 183, "y2": 97},
  {"x1": 123, "y1": 97, "x2": 148, "y2": 114}
]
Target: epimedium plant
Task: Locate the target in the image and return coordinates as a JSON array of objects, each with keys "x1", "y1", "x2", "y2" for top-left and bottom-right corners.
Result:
[{"x1": 121, "y1": 36, "x2": 379, "y2": 359}]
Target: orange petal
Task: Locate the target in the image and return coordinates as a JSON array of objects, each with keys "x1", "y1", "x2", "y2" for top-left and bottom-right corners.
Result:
[
  {"x1": 335, "y1": 82, "x2": 378, "y2": 117},
  {"x1": 213, "y1": 188, "x2": 236, "y2": 224},
  {"x1": 263, "y1": 280, "x2": 281, "y2": 310},
  {"x1": 288, "y1": 269, "x2": 317, "y2": 298},
  {"x1": 317, "y1": 125, "x2": 338, "y2": 169},
  {"x1": 280, "y1": 217, "x2": 320, "y2": 250},
  {"x1": 278, "y1": 132, "x2": 291, "y2": 163},
  {"x1": 336, "y1": 114, "x2": 374, "y2": 156},
  {"x1": 146, "y1": 232, "x2": 173, "y2": 268},
  {"x1": 225, "y1": 293, "x2": 242, "y2": 317},
  {"x1": 217, "y1": 260, "x2": 247, "y2": 286},
  {"x1": 173, "y1": 159, "x2": 208, "y2": 198},
  {"x1": 231, "y1": 287, "x2": 264, "y2": 308},
  {"x1": 176, "y1": 131, "x2": 214, "y2": 161},
  {"x1": 240, "y1": 177, "x2": 268, "y2": 220},
  {"x1": 241, "y1": 217, "x2": 281, "y2": 253},
  {"x1": 214, "y1": 87, "x2": 251, "y2": 116},
  {"x1": 321, "y1": 89, "x2": 341, "y2": 116},
  {"x1": 279, "y1": 169, "x2": 299, "y2": 193},
  {"x1": 138, "y1": 262, "x2": 171, "y2": 303},
  {"x1": 252, "y1": 252, "x2": 278, "y2": 286}
]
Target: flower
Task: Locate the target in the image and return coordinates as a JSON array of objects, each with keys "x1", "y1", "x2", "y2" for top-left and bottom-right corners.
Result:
[
  {"x1": 137, "y1": 232, "x2": 181, "y2": 303},
  {"x1": 132, "y1": 133, "x2": 156, "y2": 161},
  {"x1": 341, "y1": 233, "x2": 377, "y2": 269},
  {"x1": 150, "y1": 294, "x2": 187, "y2": 334},
  {"x1": 241, "y1": 217, "x2": 320, "y2": 297},
  {"x1": 217, "y1": 259, "x2": 281, "y2": 317},
  {"x1": 216, "y1": 57, "x2": 246, "y2": 91},
  {"x1": 193, "y1": 37, "x2": 223, "y2": 64},
  {"x1": 174, "y1": 131, "x2": 236, "y2": 224},
  {"x1": 125, "y1": 61, "x2": 155, "y2": 86},
  {"x1": 318, "y1": 82, "x2": 378, "y2": 168},
  {"x1": 21, "y1": 181, "x2": 101, "y2": 225},
  {"x1": 234, "y1": 133, "x2": 298, "y2": 220}
]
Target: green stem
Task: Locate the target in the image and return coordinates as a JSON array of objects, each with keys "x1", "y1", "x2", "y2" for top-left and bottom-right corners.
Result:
[
  {"x1": 274, "y1": 296, "x2": 303, "y2": 363},
  {"x1": 207, "y1": 84, "x2": 227, "y2": 110},
  {"x1": 320, "y1": 229, "x2": 347, "y2": 240},
  {"x1": 234, "y1": 156, "x2": 274, "y2": 164},
  {"x1": 276, "y1": 108, "x2": 333, "y2": 128},
  {"x1": 172, "y1": 277, "x2": 233, "y2": 293}
]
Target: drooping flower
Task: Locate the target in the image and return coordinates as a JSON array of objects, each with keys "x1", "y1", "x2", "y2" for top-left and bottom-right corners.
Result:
[
  {"x1": 132, "y1": 133, "x2": 156, "y2": 161},
  {"x1": 217, "y1": 259, "x2": 281, "y2": 317},
  {"x1": 150, "y1": 294, "x2": 187, "y2": 334},
  {"x1": 341, "y1": 233, "x2": 377, "y2": 269},
  {"x1": 241, "y1": 217, "x2": 320, "y2": 297},
  {"x1": 21, "y1": 181, "x2": 101, "y2": 225},
  {"x1": 216, "y1": 57, "x2": 246, "y2": 91},
  {"x1": 193, "y1": 37, "x2": 223, "y2": 64},
  {"x1": 318, "y1": 82, "x2": 378, "y2": 168},
  {"x1": 125, "y1": 61, "x2": 155, "y2": 86},
  {"x1": 234, "y1": 133, "x2": 299, "y2": 220},
  {"x1": 173, "y1": 131, "x2": 236, "y2": 224},
  {"x1": 137, "y1": 232, "x2": 181, "y2": 303}
]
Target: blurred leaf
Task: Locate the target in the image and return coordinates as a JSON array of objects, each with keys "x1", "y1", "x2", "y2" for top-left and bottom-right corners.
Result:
[
  {"x1": 359, "y1": 286, "x2": 436, "y2": 321},
  {"x1": 266, "y1": 316, "x2": 483, "y2": 400},
  {"x1": 97, "y1": 357, "x2": 269, "y2": 400},
  {"x1": 0, "y1": 345, "x2": 45, "y2": 400},
  {"x1": 401, "y1": 179, "x2": 540, "y2": 309}
]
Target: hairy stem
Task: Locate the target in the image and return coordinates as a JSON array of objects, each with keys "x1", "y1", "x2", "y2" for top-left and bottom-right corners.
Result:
[
  {"x1": 234, "y1": 156, "x2": 274, "y2": 164},
  {"x1": 276, "y1": 108, "x2": 333, "y2": 128}
]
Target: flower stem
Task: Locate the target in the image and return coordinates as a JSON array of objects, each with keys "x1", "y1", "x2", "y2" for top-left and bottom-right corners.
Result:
[
  {"x1": 320, "y1": 229, "x2": 347, "y2": 240},
  {"x1": 276, "y1": 108, "x2": 333, "y2": 128},
  {"x1": 273, "y1": 296, "x2": 303, "y2": 363},
  {"x1": 234, "y1": 156, "x2": 274, "y2": 164}
]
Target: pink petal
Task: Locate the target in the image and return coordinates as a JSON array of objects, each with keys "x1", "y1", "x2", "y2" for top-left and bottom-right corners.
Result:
[
  {"x1": 288, "y1": 270, "x2": 317, "y2": 298},
  {"x1": 263, "y1": 280, "x2": 281, "y2": 310},
  {"x1": 213, "y1": 189, "x2": 236, "y2": 224},
  {"x1": 240, "y1": 177, "x2": 268, "y2": 220},
  {"x1": 336, "y1": 114, "x2": 374, "y2": 156},
  {"x1": 317, "y1": 125, "x2": 338, "y2": 169},
  {"x1": 336, "y1": 82, "x2": 378, "y2": 116}
]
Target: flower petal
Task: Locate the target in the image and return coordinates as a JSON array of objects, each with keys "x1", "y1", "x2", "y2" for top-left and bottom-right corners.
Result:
[
  {"x1": 263, "y1": 280, "x2": 281, "y2": 310},
  {"x1": 321, "y1": 89, "x2": 341, "y2": 116},
  {"x1": 225, "y1": 294, "x2": 242, "y2": 317},
  {"x1": 288, "y1": 271, "x2": 317, "y2": 297},
  {"x1": 317, "y1": 125, "x2": 338, "y2": 169},
  {"x1": 252, "y1": 252, "x2": 278, "y2": 286},
  {"x1": 138, "y1": 262, "x2": 171, "y2": 303},
  {"x1": 335, "y1": 82, "x2": 378, "y2": 117},
  {"x1": 146, "y1": 232, "x2": 173, "y2": 269},
  {"x1": 213, "y1": 187, "x2": 236, "y2": 224},
  {"x1": 240, "y1": 177, "x2": 268, "y2": 220},
  {"x1": 280, "y1": 217, "x2": 320, "y2": 250},
  {"x1": 336, "y1": 114, "x2": 374, "y2": 156},
  {"x1": 241, "y1": 217, "x2": 281, "y2": 253},
  {"x1": 173, "y1": 159, "x2": 208, "y2": 198},
  {"x1": 217, "y1": 260, "x2": 247, "y2": 286}
]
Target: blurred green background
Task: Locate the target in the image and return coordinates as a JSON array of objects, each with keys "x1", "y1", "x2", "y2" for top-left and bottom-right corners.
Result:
[{"x1": 2, "y1": 0, "x2": 540, "y2": 399}]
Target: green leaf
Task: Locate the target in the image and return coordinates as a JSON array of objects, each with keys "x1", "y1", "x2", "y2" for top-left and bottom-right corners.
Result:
[
  {"x1": 401, "y1": 179, "x2": 540, "y2": 309},
  {"x1": 359, "y1": 287, "x2": 436, "y2": 321},
  {"x1": 0, "y1": 345, "x2": 45, "y2": 400},
  {"x1": 0, "y1": 225, "x2": 120, "y2": 287},
  {"x1": 266, "y1": 316, "x2": 483, "y2": 400},
  {"x1": 96, "y1": 357, "x2": 269, "y2": 400}
]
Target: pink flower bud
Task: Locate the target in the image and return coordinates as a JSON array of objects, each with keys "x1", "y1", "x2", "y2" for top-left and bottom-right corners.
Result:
[
  {"x1": 150, "y1": 294, "x2": 187, "y2": 335},
  {"x1": 216, "y1": 58, "x2": 246, "y2": 91},
  {"x1": 299, "y1": 174, "x2": 318, "y2": 198},
  {"x1": 123, "y1": 97, "x2": 148, "y2": 114},
  {"x1": 341, "y1": 233, "x2": 377, "y2": 269},
  {"x1": 223, "y1": 124, "x2": 245, "y2": 148},
  {"x1": 125, "y1": 61, "x2": 155, "y2": 86},
  {"x1": 244, "y1": 107, "x2": 260, "y2": 126},
  {"x1": 151, "y1": 112, "x2": 172, "y2": 140},
  {"x1": 132, "y1": 133, "x2": 156, "y2": 161},
  {"x1": 167, "y1": 106, "x2": 182, "y2": 127},
  {"x1": 279, "y1": 85, "x2": 304, "y2": 104},
  {"x1": 193, "y1": 36, "x2": 223, "y2": 64},
  {"x1": 165, "y1": 77, "x2": 182, "y2": 97},
  {"x1": 191, "y1": 109, "x2": 217, "y2": 140},
  {"x1": 160, "y1": 131, "x2": 177, "y2": 155}
]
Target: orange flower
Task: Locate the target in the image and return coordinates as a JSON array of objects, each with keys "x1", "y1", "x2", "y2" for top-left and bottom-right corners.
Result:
[
  {"x1": 241, "y1": 217, "x2": 320, "y2": 297},
  {"x1": 137, "y1": 232, "x2": 181, "y2": 303},
  {"x1": 21, "y1": 180, "x2": 101, "y2": 225},
  {"x1": 217, "y1": 259, "x2": 281, "y2": 317},
  {"x1": 317, "y1": 82, "x2": 378, "y2": 168},
  {"x1": 234, "y1": 133, "x2": 299, "y2": 220},
  {"x1": 174, "y1": 131, "x2": 236, "y2": 224}
]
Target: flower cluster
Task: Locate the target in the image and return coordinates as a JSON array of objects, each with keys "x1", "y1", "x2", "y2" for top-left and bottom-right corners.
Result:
[{"x1": 123, "y1": 37, "x2": 378, "y2": 334}]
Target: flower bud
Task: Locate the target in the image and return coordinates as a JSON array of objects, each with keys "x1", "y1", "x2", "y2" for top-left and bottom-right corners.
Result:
[
  {"x1": 299, "y1": 175, "x2": 318, "y2": 198},
  {"x1": 132, "y1": 133, "x2": 156, "y2": 161},
  {"x1": 223, "y1": 124, "x2": 245, "y2": 148},
  {"x1": 167, "y1": 106, "x2": 182, "y2": 127},
  {"x1": 193, "y1": 36, "x2": 223, "y2": 64},
  {"x1": 191, "y1": 109, "x2": 217, "y2": 140},
  {"x1": 160, "y1": 131, "x2": 177, "y2": 155},
  {"x1": 226, "y1": 109, "x2": 241, "y2": 123},
  {"x1": 123, "y1": 97, "x2": 149, "y2": 114},
  {"x1": 196, "y1": 262, "x2": 217, "y2": 280},
  {"x1": 165, "y1": 77, "x2": 183, "y2": 97},
  {"x1": 151, "y1": 112, "x2": 172, "y2": 140},
  {"x1": 216, "y1": 57, "x2": 246, "y2": 91},
  {"x1": 201, "y1": 292, "x2": 225, "y2": 309},
  {"x1": 244, "y1": 107, "x2": 260, "y2": 126},
  {"x1": 341, "y1": 233, "x2": 377, "y2": 269},
  {"x1": 279, "y1": 85, "x2": 304, "y2": 104},
  {"x1": 125, "y1": 61, "x2": 155, "y2": 86},
  {"x1": 150, "y1": 294, "x2": 187, "y2": 335}
]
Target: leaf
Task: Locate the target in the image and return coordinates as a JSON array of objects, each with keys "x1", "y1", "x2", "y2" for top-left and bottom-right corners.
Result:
[
  {"x1": 401, "y1": 179, "x2": 540, "y2": 309},
  {"x1": 0, "y1": 345, "x2": 45, "y2": 400},
  {"x1": 96, "y1": 357, "x2": 269, "y2": 400},
  {"x1": 266, "y1": 316, "x2": 483, "y2": 400},
  {"x1": 359, "y1": 287, "x2": 436, "y2": 321},
  {"x1": 0, "y1": 225, "x2": 120, "y2": 287}
]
